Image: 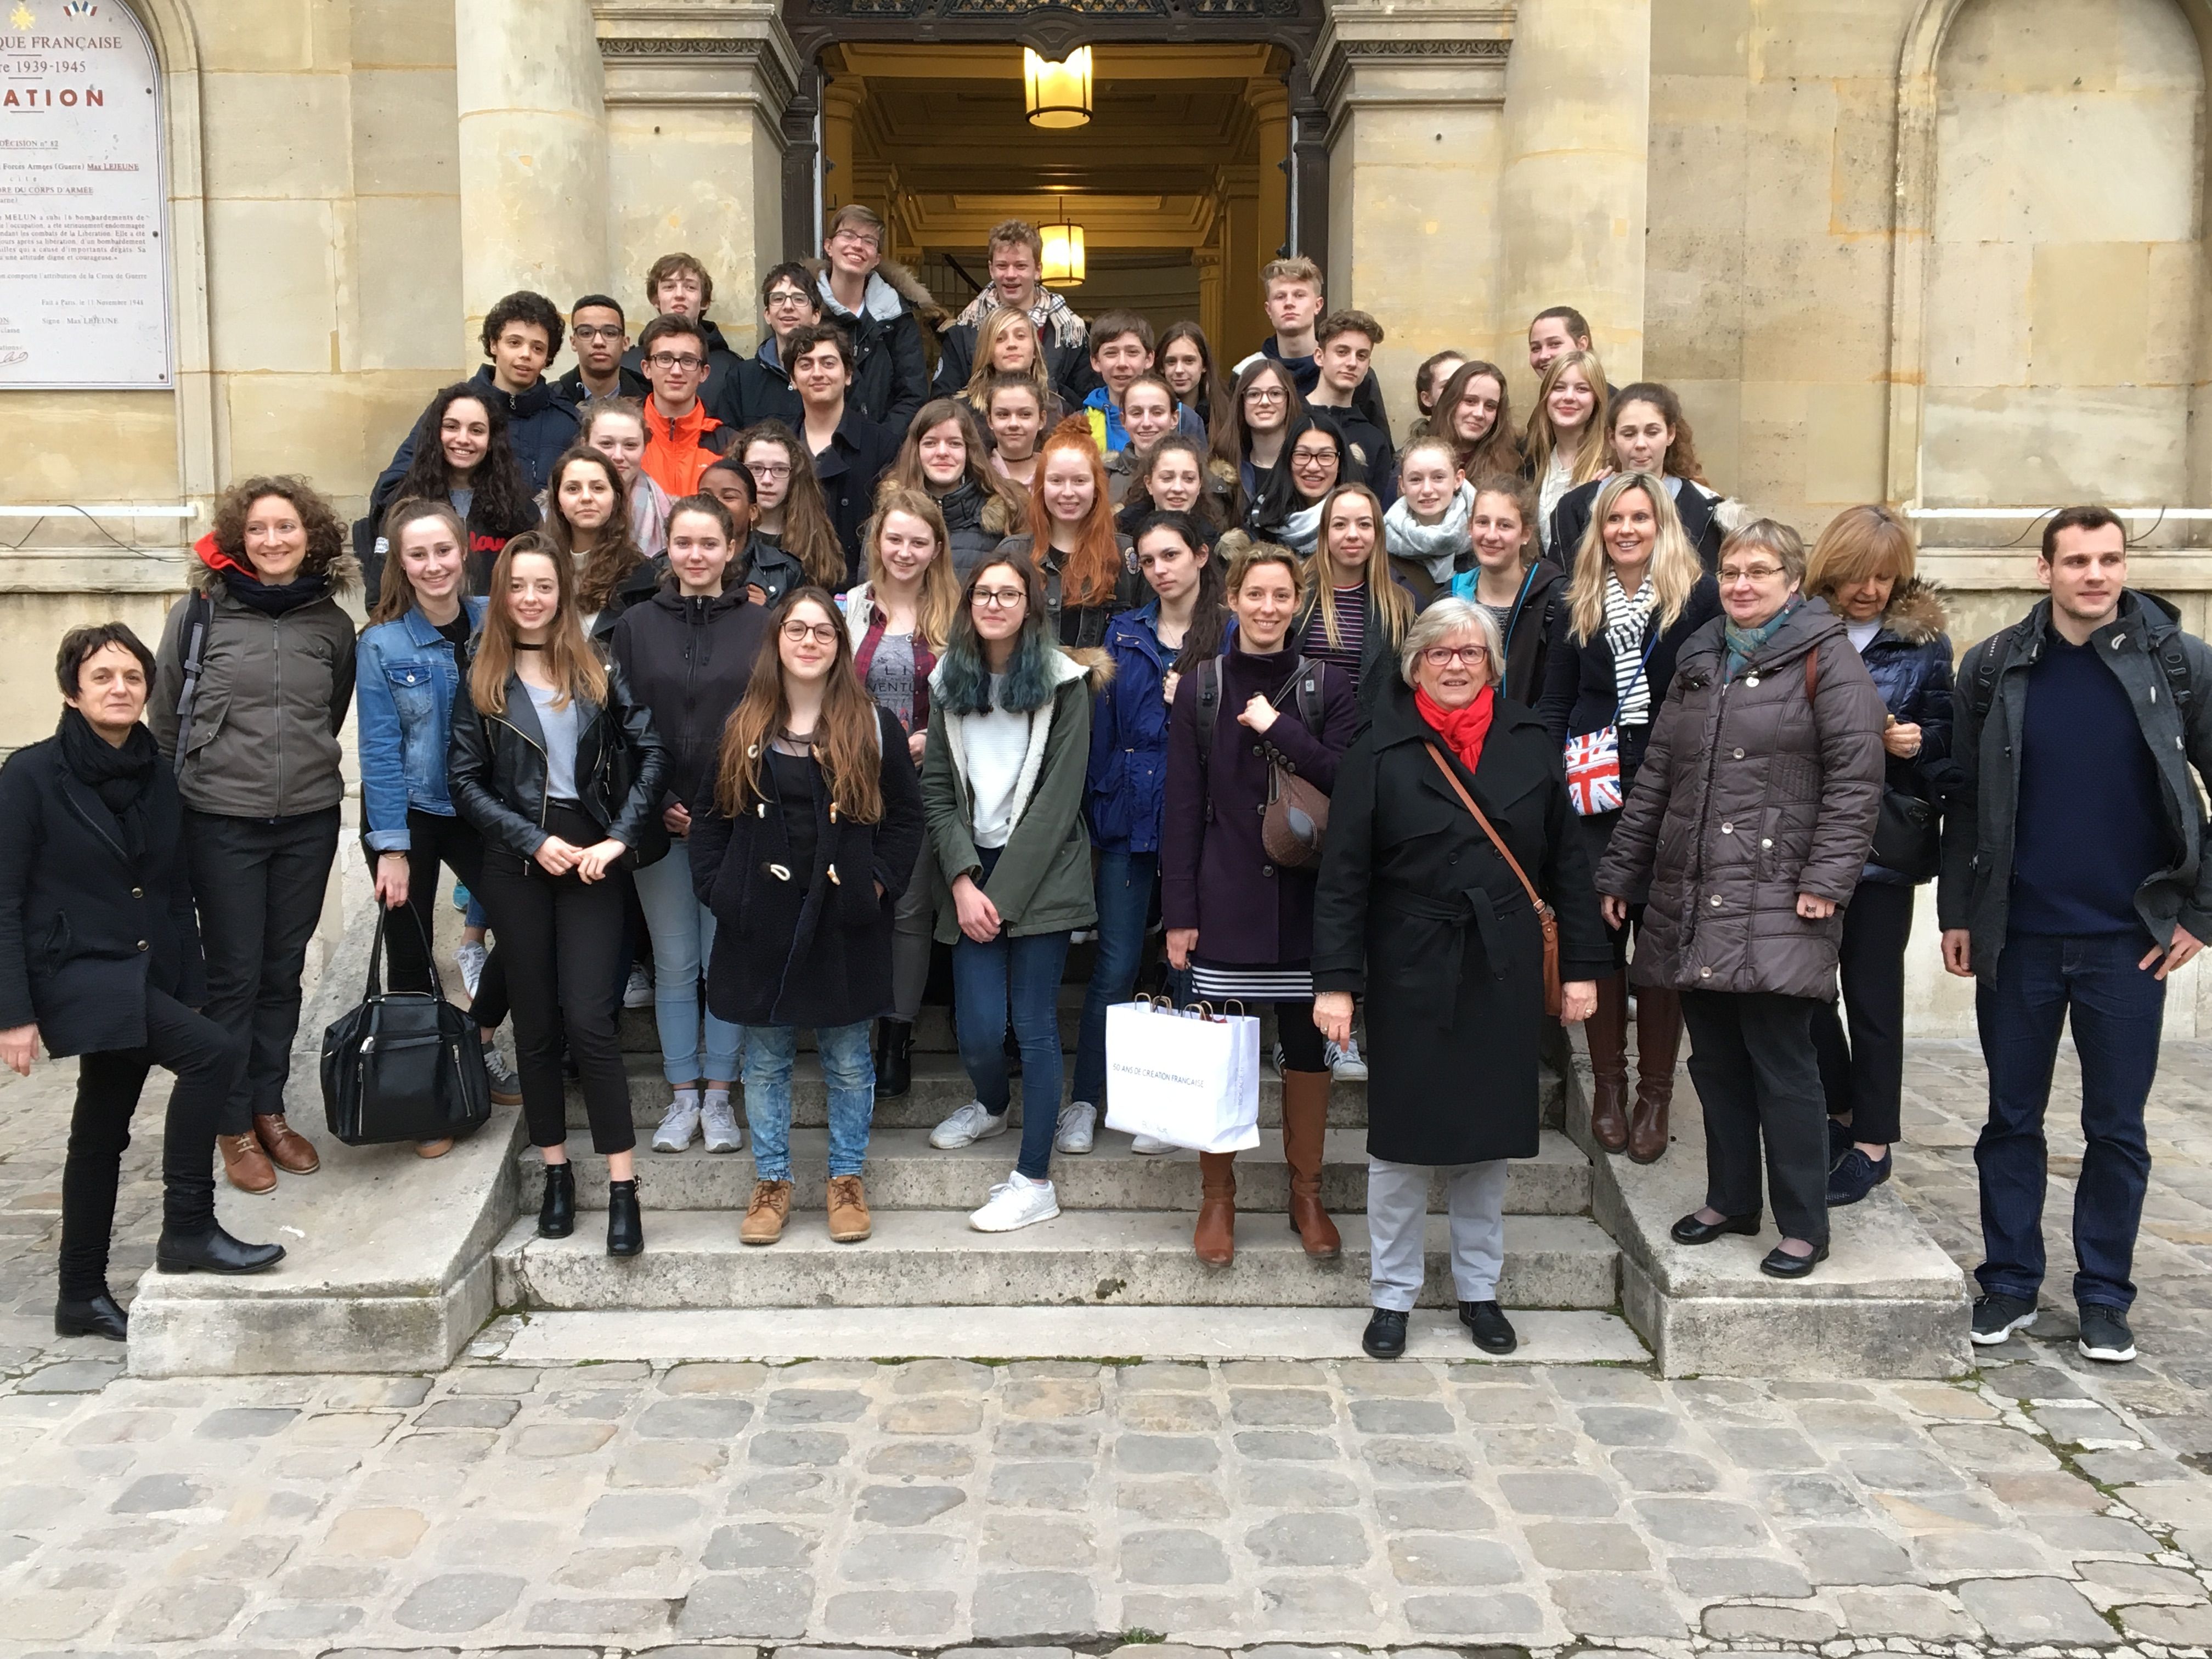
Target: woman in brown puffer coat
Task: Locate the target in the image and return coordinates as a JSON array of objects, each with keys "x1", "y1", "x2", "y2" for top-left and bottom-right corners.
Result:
[{"x1": 1594, "y1": 519, "x2": 1885, "y2": 1280}]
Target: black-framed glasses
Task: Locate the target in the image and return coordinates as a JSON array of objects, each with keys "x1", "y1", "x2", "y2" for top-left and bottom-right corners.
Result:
[
  {"x1": 764, "y1": 290, "x2": 813, "y2": 310},
  {"x1": 1290, "y1": 448, "x2": 1338, "y2": 467},
  {"x1": 972, "y1": 586, "x2": 1026, "y2": 610},
  {"x1": 572, "y1": 325, "x2": 625, "y2": 343},
  {"x1": 746, "y1": 462, "x2": 793, "y2": 481},
  {"x1": 647, "y1": 352, "x2": 706, "y2": 372}
]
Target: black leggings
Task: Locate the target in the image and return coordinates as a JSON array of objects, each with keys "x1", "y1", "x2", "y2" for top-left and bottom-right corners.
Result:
[
  {"x1": 473, "y1": 804, "x2": 636, "y2": 1154},
  {"x1": 61, "y1": 989, "x2": 244, "y2": 1298},
  {"x1": 363, "y1": 809, "x2": 508, "y2": 1030}
]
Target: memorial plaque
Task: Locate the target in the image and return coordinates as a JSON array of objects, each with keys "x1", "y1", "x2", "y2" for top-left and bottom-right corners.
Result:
[{"x1": 0, "y1": 0, "x2": 169, "y2": 388}]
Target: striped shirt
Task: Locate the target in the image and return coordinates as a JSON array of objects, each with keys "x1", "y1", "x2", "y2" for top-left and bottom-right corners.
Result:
[
  {"x1": 1301, "y1": 585, "x2": 1368, "y2": 685},
  {"x1": 1602, "y1": 572, "x2": 1659, "y2": 727}
]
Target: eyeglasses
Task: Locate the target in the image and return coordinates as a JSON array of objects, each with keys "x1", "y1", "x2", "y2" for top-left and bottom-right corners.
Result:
[
  {"x1": 1244, "y1": 387, "x2": 1287, "y2": 404},
  {"x1": 781, "y1": 622, "x2": 840, "y2": 645},
  {"x1": 746, "y1": 462, "x2": 793, "y2": 481},
  {"x1": 1290, "y1": 448, "x2": 1338, "y2": 468},
  {"x1": 764, "y1": 290, "x2": 812, "y2": 311},
  {"x1": 1421, "y1": 644, "x2": 1489, "y2": 668},
  {"x1": 828, "y1": 228, "x2": 881, "y2": 250},
  {"x1": 972, "y1": 586, "x2": 1026, "y2": 610},
  {"x1": 646, "y1": 352, "x2": 706, "y2": 372},
  {"x1": 572, "y1": 325, "x2": 625, "y2": 343},
  {"x1": 1720, "y1": 563, "x2": 1789, "y2": 584}
]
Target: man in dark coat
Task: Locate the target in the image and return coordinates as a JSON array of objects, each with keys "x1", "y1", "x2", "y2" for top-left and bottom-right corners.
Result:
[{"x1": 814, "y1": 205, "x2": 933, "y2": 433}]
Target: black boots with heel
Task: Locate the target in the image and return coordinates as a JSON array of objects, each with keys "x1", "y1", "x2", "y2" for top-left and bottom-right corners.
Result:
[{"x1": 538, "y1": 1163, "x2": 576, "y2": 1238}]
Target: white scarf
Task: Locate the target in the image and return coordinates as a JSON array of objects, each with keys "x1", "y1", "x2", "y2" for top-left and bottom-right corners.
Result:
[
  {"x1": 1383, "y1": 480, "x2": 1476, "y2": 584},
  {"x1": 1276, "y1": 498, "x2": 1325, "y2": 554}
]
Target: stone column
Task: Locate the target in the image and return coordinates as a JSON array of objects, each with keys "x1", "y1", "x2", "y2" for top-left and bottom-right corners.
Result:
[
  {"x1": 1497, "y1": 0, "x2": 1652, "y2": 386},
  {"x1": 1314, "y1": 3, "x2": 1511, "y2": 432},
  {"x1": 1218, "y1": 165, "x2": 1263, "y2": 362},
  {"x1": 455, "y1": 0, "x2": 608, "y2": 349},
  {"x1": 594, "y1": 1, "x2": 800, "y2": 353},
  {"x1": 821, "y1": 75, "x2": 864, "y2": 218},
  {"x1": 1247, "y1": 78, "x2": 1290, "y2": 269},
  {"x1": 1195, "y1": 243, "x2": 1226, "y2": 356}
]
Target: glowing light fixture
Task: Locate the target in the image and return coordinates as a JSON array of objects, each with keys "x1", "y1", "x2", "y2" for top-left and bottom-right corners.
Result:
[
  {"x1": 1024, "y1": 46, "x2": 1092, "y2": 128},
  {"x1": 1040, "y1": 200, "x2": 1087, "y2": 285}
]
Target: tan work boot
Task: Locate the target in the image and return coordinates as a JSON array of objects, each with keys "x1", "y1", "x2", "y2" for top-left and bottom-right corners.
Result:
[
  {"x1": 219, "y1": 1132, "x2": 276, "y2": 1195},
  {"x1": 826, "y1": 1175, "x2": 872, "y2": 1243},
  {"x1": 740, "y1": 1178, "x2": 793, "y2": 1245}
]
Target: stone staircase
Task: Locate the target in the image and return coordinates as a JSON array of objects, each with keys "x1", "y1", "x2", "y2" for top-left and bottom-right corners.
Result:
[{"x1": 493, "y1": 994, "x2": 1626, "y2": 1321}]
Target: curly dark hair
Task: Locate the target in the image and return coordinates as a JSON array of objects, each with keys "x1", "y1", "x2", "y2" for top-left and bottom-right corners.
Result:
[
  {"x1": 392, "y1": 383, "x2": 537, "y2": 543},
  {"x1": 481, "y1": 289, "x2": 565, "y2": 360},
  {"x1": 210, "y1": 475, "x2": 347, "y2": 579}
]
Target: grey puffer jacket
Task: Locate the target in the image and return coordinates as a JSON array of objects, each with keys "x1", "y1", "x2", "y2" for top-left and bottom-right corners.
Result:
[{"x1": 1595, "y1": 596, "x2": 1887, "y2": 1000}]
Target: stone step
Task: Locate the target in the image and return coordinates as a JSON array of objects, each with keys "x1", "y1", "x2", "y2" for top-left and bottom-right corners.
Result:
[
  {"x1": 494, "y1": 1209, "x2": 1620, "y2": 1311},
  {"x1": 570, "y1": 1053, "x2": 1374, "y2": 1131},
  {"x1": 516, "y1": 1126, "x2": 1592, "y2": 1216}
]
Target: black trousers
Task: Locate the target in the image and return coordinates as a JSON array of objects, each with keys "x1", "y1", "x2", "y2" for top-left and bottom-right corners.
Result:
[
  {"x1": 1809, "y1": 879, "x2": 1915, "y2": 1146},
  {"x1": 473, "y1": 804, "x2": 637, "y2": 1153},
  {"x1": 184, "y1": 805, "x2": 341, "y2": 1135},
  {"x1": 61, "y1": 989, "x2": 244, "y2": 1298},
  {"x1": 363, "y1": 809, "x2": 509, "y2": 1031},
  {"x1": 1275, "y1": 998, "x2": 1327, "y2": 1072},
  {"x1": 1681, "y1": 989, "x2": 1831, "y2": 1246}
]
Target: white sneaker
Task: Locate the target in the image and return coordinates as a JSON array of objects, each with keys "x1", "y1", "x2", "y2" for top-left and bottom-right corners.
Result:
[
  {"x1": 623, "y1": 966, "x2": 653, "y2": 1009},
  {"x1": 1129, "y1": 1133, "x2": 1173, "y2": 1155},
  {"x1": 652, "y1": 1094, "x2": 701, "y2": 1153},
  {"x1": 1270, "y1": 1041, "x2": 1286, "y2": 1077},
  {"x1": 456, "y1": 940, "x2": 488, "y2": 998},
  {"x1": 1328, "y1": 1035, "x2": 1368, "y2": 1080},
  {"x1": 930, "y1": 1100, "x2": 1009, "y2": 1149},
  {"x1": 969, "y1": 1169, "x2": 1059, "y2": 1232},
  {"x1": 1056, "y1": 1102, "x2": 1097, "y2": 1154},
  {"x1": 700, "y1": 1093, "x2": 743, "y2": 1153}
]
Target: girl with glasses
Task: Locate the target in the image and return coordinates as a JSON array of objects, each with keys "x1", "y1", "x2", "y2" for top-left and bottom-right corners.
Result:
[
  {"x1": 1224, "y1": 359, "x2": 1305, "y2": 524},
  {"x1": 735, "y1": 422, "x2": 848, "y2": 604}
]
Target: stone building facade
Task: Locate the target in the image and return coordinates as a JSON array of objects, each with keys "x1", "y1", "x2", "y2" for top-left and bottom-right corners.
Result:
[{"x1": 4, "y1": 0, "x2": 2208, "y2": 1030}]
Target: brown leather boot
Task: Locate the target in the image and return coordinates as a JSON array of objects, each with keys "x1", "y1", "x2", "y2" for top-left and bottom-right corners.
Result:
[
  {"x1": 219, "y1": 1132, "x2": 276, "y2": 1194},
  {"x1": 1193, "y1": 1152, "x2": 1236, "y2": 1266},
  {"x1": 1587, "y1": 974, "x2": 1630, "y2": 1154},
  {"x1": 253, "y1": 1113, "x2": 320, "y2": 1175},
  {"x1": 1629, "y1": 986, "x2": 1684, "y2": 1164},
  {"x1": 1279, "y1": 1069, "x2": 1341, "y2": 1259}
]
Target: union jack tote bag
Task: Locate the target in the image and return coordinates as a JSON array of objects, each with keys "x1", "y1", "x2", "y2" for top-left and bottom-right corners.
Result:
[{"x1": 1563, "y1": 634, "x2": 1659, "y2": 817}]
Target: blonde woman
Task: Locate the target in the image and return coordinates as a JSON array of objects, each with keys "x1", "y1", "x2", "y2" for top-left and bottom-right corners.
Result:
[
  {"x1": 1536, "y1": 472, "x2": 1719, "y2": 1163},
  {"x1": 1523, "y1": 349, "x2": 1610, "y2": 557},
  {"x1": 1293, "y1": 483, "x2": 1416, "y2": 720}
]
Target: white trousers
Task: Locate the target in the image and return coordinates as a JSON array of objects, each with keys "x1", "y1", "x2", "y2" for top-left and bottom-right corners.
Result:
[{"x1": 1365, "y1": 1156, "x2": 1510, "y2": 1312}]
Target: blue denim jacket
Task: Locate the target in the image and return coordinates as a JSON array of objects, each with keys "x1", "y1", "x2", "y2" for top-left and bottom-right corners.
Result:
[{"x1": 356, "y1": 599, "x2": 488, "y2": 851}]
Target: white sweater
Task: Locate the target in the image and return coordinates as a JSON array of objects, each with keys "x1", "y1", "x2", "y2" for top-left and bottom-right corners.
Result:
[{"x1": 963, "y1": 675, "x2": 1031, "y2": 849}]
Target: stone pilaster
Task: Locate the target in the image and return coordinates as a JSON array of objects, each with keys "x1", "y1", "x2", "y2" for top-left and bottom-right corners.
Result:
[
  {"x1": 455, "y1": 0, "x2": 610, "y2": 346},
  {"x1": 1498, "y1": 0, "x2": 1652, "y2": 387},
  {"x1": 593, "y1": 1, "x2": 801, "y2": 351},
  {"x1": 1313, "y1": 3, "x2": 1513, "y2": 433}
]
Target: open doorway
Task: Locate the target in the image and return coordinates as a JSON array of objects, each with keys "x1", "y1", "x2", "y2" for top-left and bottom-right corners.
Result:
[{"x1": 819, "y1": 44, "x2": 1293, "y2": 362}]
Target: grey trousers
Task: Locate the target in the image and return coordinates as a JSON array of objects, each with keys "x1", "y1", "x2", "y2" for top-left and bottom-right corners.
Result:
[
  {"x1": 890, "y1": 840, "x2": 935, "y2": 1023},
  {"x1": 1366, "y1": 1156, "x2": 1510, "y2": 1312}
]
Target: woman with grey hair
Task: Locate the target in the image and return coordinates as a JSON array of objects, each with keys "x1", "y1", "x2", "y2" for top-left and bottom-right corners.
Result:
[{"x1": 1313, "y1": 596, "x2": 1610, "y2": 1357}]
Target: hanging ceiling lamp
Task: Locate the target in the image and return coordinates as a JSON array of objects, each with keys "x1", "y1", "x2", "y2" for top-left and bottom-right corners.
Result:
[
  {"x1": 1023, "y1": 46, "x2": 1092, "y2": 129},
  {"x1": 1040, "y1": 199, "x2": 1087, "y2": 285}
]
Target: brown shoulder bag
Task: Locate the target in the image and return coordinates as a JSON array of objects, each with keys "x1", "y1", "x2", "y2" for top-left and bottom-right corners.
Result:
[{"x1": 1426, "y1": 745, "x2": 1562, "y2": 1018}]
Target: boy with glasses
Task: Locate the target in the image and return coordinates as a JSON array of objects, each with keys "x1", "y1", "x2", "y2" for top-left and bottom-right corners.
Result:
[
  {"x1": 733, "y1": 262, "x2": 821, "y2": 429},
  {"x1": 637, "y1": 314, "x2": 732, "y2": 497},
  {"x1": 556, "y1": 294, "x2": 648, "y2": 404},
  {"x1": 815, "y1": 204, "x2": 933, "y2": 433}
]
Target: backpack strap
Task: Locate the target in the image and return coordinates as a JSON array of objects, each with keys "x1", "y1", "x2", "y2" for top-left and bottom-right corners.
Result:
[
  {"x1": 1967, "y1": 621, "x2": 2028, "y2": 725},
  {"x1": 1195, "y1": 656, "x2": 1222, "y2": 823},
  {"x1": 170, "y1": 589, "x2": 215, "y2": 775},
  {"x1": 1292, "y1": 654, "x2": 1324, "y2": 736}
]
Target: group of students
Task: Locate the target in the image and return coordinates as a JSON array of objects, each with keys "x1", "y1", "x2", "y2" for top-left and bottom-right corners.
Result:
[{"x1": 2, "y1": 218, "x2": 2197, "y2": 1369}]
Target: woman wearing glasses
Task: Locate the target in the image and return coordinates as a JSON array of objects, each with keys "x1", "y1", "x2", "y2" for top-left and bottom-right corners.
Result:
[
  {"x1": 1244, "y1": 411, "x2": 1348, "y2": 556},
  {"x1": 1314, "y1": 599, "x2": 1608, "y2": 1357},
  {"x1": 1595, "y1": 522, "x2": 1886, "y2": 1281},
  {"x1": 1223, "y1": 360, "x2": 1302, "y2": 524},
  {"x1": 689, "y1": 588, "x2": 927, "y2": 1247}
]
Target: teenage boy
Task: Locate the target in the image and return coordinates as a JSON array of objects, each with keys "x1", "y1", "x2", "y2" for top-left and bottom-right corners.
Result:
[
  {"x1": 815, "y1": 204, "x2": 930, "y2": 433},
  {"x1": 636, "y1": 314, "x2": 732, "y2": 497},
  {"x1": 623, "y1": 252, "x2": 746, "y2": 426},
  {"x1": 732, "y1": 261, "x2": 820, "y2": 430},
  {"x1": 787, "y1": 321, "x2": 899, "y2": 586},
  {"x1": 556, "y1": 294, "x2": 648, "y2": 404},
  {"x1": 933, "y1": 217, "x2": 1097, "y2": 409},
  {"x1": 1941, "y1": 506, "x2": 2212, "y2": 1367},
  {"x1": 1233, "y1": 256, "x2": 1389, "y2": 436},
  {"x1": 1528, "y1": 306, "x2": 1593, "y2": 377},
  {"x1": 1307, "y1": 309, "x2": 1396, "y2": 501},
  {"x1": 1081, "y1": 311, "x2": 1156, "y2": 455}
]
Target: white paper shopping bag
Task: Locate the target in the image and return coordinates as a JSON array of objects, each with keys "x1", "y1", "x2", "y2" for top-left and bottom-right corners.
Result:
[{"x1": 1102, "y1": 999, "x2": 1262, "y2": 1153}]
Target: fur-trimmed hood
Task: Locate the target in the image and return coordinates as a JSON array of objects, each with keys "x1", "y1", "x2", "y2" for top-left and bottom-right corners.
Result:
[
  {"x1": 981, "y1": 491, "x2": 1021, "y2": 537},
  {"x1": 187, "y1": 530, "x2": 359, "y2": 598},
  {"x1": 1878, "y1": 576, "x2": 1949, "y2": 648},
  {"x1": 808, "y1": 257, "x2": 948, "y2": 330}
]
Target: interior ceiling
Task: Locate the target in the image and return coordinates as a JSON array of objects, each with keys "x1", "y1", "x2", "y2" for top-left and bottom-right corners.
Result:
[{"x1": 833, "y1": 44, "x2": 1274, "y2": 246}]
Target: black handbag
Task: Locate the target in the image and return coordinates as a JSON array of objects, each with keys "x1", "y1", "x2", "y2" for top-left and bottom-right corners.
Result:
[
  {"x1": 1870, "y1": 787, "x2": 1940, "y2": 883},
  {"x1": 320, "y1": 907, "x2": 494, "y2": 1147}
]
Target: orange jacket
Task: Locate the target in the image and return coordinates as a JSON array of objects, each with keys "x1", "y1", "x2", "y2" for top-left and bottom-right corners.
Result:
[{"x1": 641, "y1": 399, "x2": 726, "y2": 498}]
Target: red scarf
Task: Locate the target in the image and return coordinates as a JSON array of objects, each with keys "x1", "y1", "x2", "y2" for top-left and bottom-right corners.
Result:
[{"x1": 1417, "y1": 683, "x2": 1494, "y2": 776}]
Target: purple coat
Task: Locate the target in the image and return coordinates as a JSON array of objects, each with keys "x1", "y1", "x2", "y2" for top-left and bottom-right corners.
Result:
[{"x1": 1161, "y1": 644, "x2": 1359, "y2": 965}]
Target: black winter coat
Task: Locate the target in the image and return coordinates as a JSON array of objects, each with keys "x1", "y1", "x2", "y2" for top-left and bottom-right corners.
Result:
[
  {"x1": 740, "y1": 535, "x2": 808, "y2": 608},
  {"x1": 0, "y1": 727, "x2": 208, "y2": 1057},
  {"x1": 732, "y1": 346, "x2": 803, "y2": 430},
  {"x1": 689, "y1": 708, "x2": 927, "y2": 1028},
  {"x1": 997, "y1": 532, "x2": 1143, "y2": 653},
  {"x1": 1314, "y1": 679, "x2": 1612, "y2": 1164},
  {"x1": 817, "y1": 270, "x2": 930, "y2": 433},
  {"x1": 447, "y1": 659, "x2": 670, "y2": 870},
  {"x1": 938, "y1": 478, "x2": 1016, "y2": 583},
  {"x1": 812, "y1": 403, "x2": 902, "y2": 588},
  {"x1": 1493, "y1": 557, "x2": 1567, "y2": 708},
  {"x1": 588, "y1": 556, "x2": 665, "y2": 647},
  {"x1": 608, "y1": 585, "x2": 772, "y2": 814},
  {"x1": 1538, "y1": 575, "x2": 1724, "y2": 792},
  {"x1": 1852, "y1": 579, "x2": 1959, "y2": 885},
  {"x1": 1550, "y1": 476, "x2": 1726, "y2": 575}
]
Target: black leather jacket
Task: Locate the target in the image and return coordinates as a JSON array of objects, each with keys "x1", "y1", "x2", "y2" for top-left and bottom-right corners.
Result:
[{"x1": 447, "y1": 658, "x2": 669, "y2": 869}]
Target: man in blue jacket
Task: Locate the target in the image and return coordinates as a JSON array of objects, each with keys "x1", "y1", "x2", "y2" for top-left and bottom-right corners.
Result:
[{"x1": 1940, "y1": 505, "x2": 2212, "y2": 1367}]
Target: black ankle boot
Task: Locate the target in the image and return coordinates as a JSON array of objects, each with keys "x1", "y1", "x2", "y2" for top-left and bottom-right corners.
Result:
[
  {"x1": 606, "y1": 1178, "x2": 643, "y2": 1257},
  {"x1": 875, "y1": 1019, "x2": 913, "y2": 1098},
  {"x1": 155, "y1": 1224, "x2": 285, "y2": 1276},
  {"x1": 539, "y1": 1162, "x2": 576, "y2": 1238},
  {"x1": 55, "y1": 1290, "x2": 128, "y2": 1341}
]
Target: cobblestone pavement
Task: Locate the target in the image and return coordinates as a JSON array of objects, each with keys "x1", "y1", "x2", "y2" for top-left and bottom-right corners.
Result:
[{"x1": 0, "y1": 1040, "x2": 2206, "y2": 1656}]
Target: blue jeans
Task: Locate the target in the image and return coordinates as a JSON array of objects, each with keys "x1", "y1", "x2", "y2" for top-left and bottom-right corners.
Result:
[
  {"x1": 1975, "y1": 928, "x2": 2163, "y2": 1313},
  {"x1": 955, "y1": 917, "x2": 1073, "y2": 1182},
  {"x1": 1072, "y1": 850, "x2": 1159, "y2": 1107},
  {"x1": 741, "y1": 1019, "x2": 875, "y2": 1180},
  {"x1": 632, "y1": 838, "x2": 743, "y2": 1085}
]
